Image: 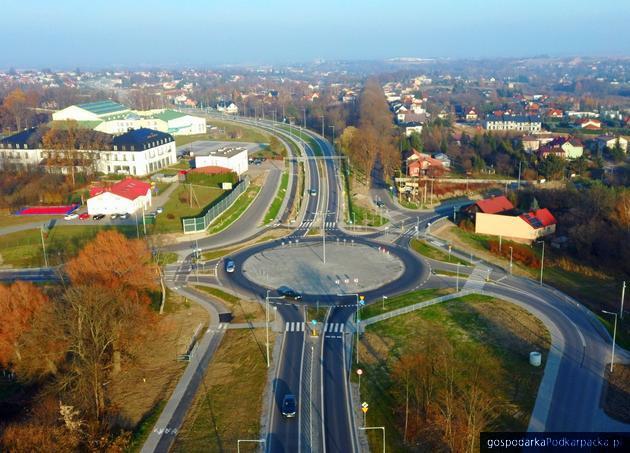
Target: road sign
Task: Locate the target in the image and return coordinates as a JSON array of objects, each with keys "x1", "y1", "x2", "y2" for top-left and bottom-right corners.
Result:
[
  {"x1": 361, "y1": 402, "x2": 368, "y2": 408},
  {"x1": 359, "y1": 295, "x2": 365, "y2": 300},
  {"x1": 361, "y1": 407, "x2": 368, "y2": 413},
  {"x1": 312, "y1": 319, "x2": 317, "y2": 325},
  {"x1": 356, "y1": 369, "x2": 363, "y2": 376},
  {"x1": 359, "y1": 300, "x2": 365, "y2": 306}
]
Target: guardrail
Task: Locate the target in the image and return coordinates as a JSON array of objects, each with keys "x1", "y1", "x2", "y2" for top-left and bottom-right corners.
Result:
[
  {"x1": 362, "y1": 290, "x2": 473, "y2": 326},
  {"x1": 182, "y1": 177, "x2": 250, "y2": 234}
]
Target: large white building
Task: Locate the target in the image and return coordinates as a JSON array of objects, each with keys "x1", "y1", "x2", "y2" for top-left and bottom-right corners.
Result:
[
  {"x1": 87, "y1": 178, "x2": 152, "y2": 215},
  {"x1": 483, "y1": 115, "x2": 542, "y2": 133},
  {"x1": 0, "y1": 127, "x2": 176, "y2": 177},
  {"x1": 53, "y1": 101, "x2": 206, "y2": 136},
  {"x1": 192, "y1": 143, "x2": 249, "y2": 175}
]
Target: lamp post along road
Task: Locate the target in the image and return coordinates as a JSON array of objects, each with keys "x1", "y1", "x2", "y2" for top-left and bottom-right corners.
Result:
[
  {"x1": 509, "y1": 246, "x2": 513, "y2": 275},
  {"x1": 621, "y1": 281, "x2": 626, "y2": 320},
  {"x1": 537, "y1": 240, "x2": 545, "y2": 285},
  {"x1": 601, "y1": 310, "x2": 618, "y2": 372}
]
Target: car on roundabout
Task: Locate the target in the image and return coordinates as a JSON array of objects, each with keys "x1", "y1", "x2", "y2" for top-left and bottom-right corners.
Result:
[{"x1": 278, "y1": 286, "x2": 302, "y2": 300}]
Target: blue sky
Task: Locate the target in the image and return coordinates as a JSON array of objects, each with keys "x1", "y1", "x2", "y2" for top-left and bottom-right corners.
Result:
[{"x1": 2, "y1": 0, "x2": 629, "y2": 68}]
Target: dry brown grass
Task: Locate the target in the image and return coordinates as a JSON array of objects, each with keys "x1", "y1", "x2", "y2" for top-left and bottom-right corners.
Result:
[
  {"x1": 172, "y1": 329, "x2": 272, "y2": 452},
  {"x1": 603, "y1": 364, "x2": 630, "y2": 423},
  {"x1": 109, "y1": 293, "x2": 209, "y2": 429},
  {"x1": 193, "y1": 285, "x2": 265, "y2": 323}
]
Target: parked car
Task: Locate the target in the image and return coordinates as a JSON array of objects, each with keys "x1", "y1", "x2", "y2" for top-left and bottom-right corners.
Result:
[
  {"x1": 225, "y1": 259, "x2": 236, "y2": 273},
  {"x1": 64, "y1": 213, "x2": 79, "y2": 220},
  {"x1": 278, "y1": 287, "x2": 302, "y2": 300},
  {"x1": 156, "y1": 207, "x2": 163, "y2": 214},
  {"x1": 375, "y1": 200, "x2": 385, "y2": 208},
  {"x1": 92, "y1": 214, "x2": 105, "y2": 220},
  {"x1": 79, "y1": 213, "x2": 90, "y2": 220},
  {"x1": 110, "y1": 213, "x2": 118, "y2": 220},
  {"x1": 282, "y1": 394, "x2": 297, "y2": 418},
  {"x1": 119, "y1": 213, "x2": 130, "y2": 219}
]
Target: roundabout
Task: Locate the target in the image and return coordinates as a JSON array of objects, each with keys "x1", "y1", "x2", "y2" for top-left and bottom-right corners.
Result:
[{"x1": 224, "y1": 235, "x2": 429, "y2": 304}]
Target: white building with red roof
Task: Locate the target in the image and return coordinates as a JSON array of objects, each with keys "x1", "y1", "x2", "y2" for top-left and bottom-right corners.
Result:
[{"x1": 87, "y1": 178, "x2": 152, "y2": 215}]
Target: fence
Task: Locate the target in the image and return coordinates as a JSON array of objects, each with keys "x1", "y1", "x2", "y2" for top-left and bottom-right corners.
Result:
[{"x1": 182, "y1": 177, "x2": 250, "y2": 234}]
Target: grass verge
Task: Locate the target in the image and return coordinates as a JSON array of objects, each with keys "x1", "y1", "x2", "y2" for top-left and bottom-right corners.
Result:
[
  {"x1": 207, "y1": 184, "x2": 261, "y2": 234},
  {"x1": 172, "y1": 329, "x2": 270, "y2": 452},
  {"x1": 410, "y1": 238, "x2": 470, "y2": 265},
  {"x1": 361, "y1": 287, "x2": 455, "y2": 319},
  {"x1": 263, "y1": 171, "x2": 289, "y2": 225},
  {"x1": 356, "y1": 295, "x2": 550, "y2": 451},
  {"x1": 193, "y1": 285, "x2": 264, "y2": 323},
  {"x1": 153, "y1": 184, "x2": 223, "y2": 234}
]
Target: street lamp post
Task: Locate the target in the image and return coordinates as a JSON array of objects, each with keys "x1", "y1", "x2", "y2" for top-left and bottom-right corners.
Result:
[
  {"x1": 601, "y1": 310, "x2": 618, "y2": 373},
  {"x1": 621, "y1": 281, "x2": 626, "y2": 320},
  {"x1": 338, "y1": 293, "x2": 362, "y2": 364},
  {"x1": 456, "y1": 262, "x2": 460, "y2": 291},
  {"x1": 509, "y1": 246, "x2": 513, "y2": 275},
  {"x1": 265, "y1": 290, "x2": 285, "y2": 368},
  {"x1": 537, "y1": 240, "x2": 545, "y2": 285}
]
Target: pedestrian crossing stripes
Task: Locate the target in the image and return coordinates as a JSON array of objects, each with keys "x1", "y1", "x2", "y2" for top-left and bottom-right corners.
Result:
[
  {"x1": 285, "y1": 322, "x2": 305, "y2": 332},
  {"x1": 283, "y1": 321, "x2": 346, "y2": 332},
  {"x1": 463, "y1": 265, "x2": 488, "y2": 291},
  {"x1": 295, "y1": 220, "x2": 337, "y2": 230}
]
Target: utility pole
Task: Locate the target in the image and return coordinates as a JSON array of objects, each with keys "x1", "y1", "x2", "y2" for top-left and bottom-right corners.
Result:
[
  {"x1": 621, "y1": 281, "x2": 626, "y2": 320},
  {"x1": 321, "y1": 115, "x2": 324, "y2": 137},
  {"x1": 538, "y1": 240, "x2": 545, "y2": 285},
  {"x1": 518, "y1": 161, "x2": 522, "y2": 190},
  {"x1": 265, "y1": 291, "x2": 285, "y2": 368},
  {"x1": 509, "y1": 246, "x2": 513, "y2": 275},
  {"x1": 40, "y1": 225, "x2": 48, "y2": 268},
  {"x1": 602, "y1": 310, "x2": 618, "y2": 373},
  {"x1": 456, "y1": 262, "x2": 460, "y2": 291},
  {"x1": 303, "y1": 108, "x2": 306, "y2": 130}
]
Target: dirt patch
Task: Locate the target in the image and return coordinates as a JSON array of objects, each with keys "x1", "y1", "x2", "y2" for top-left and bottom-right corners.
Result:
[
  {"x1": 109, "y1": 293, "x2": 209, "y2": 429},
  {"x1": 603, "y1": 364, "x2": 630, "y2": 423}
]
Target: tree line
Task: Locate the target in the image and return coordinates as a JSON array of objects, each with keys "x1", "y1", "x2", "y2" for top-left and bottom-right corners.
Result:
[{"x1": 0, "y1": 231, "x2": 159, "y2": 451}]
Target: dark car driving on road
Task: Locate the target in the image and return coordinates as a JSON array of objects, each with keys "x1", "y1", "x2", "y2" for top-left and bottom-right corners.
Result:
[
  {"x1": 281, "y1": 394, "x2": 297, "y2": 418},
  {"x1": 278, "y1": 287, "x2": 302, "y2": 300},
  {"x1": 225, "y1": 259, "x2": 236, "y2": 273}
]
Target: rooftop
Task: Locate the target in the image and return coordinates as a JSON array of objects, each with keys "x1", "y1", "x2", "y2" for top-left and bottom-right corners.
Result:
[
  {"x1": 90, "y1": 178, "x2": 152, "y2": 201},
  {"x1": 77, "y1": 100, "x2": 128, "y2": 116},
  {"x1": 474, "y1": 195, "x2": 514, "y2": 214}
]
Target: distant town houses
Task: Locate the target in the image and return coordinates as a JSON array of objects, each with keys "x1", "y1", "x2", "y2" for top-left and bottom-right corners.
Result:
[
  {"x1": 216, "y1": 101, "x2": 239, "y2": 115},
  {"x1": 483, "y1": 114, "x2": 542, "y2": 133},
  {"x1": 0, "y1": 127, "x2": 176, "y2": 177},
  {"x1": 52, "y1": 100, "x2": 206, "y2": 136},
  {"x1": 595, "y1": 135, "x2": 628, "y2": 153},
  {"x1": 464, "y1": 195, "x2": 557, "y2": 243},
  {"x1": 403, "y1": 149, "x2": 448, "y2": 177},
  {"x1": 538, "y1": 137, "x2": 584, "y2": 160},
  {"x1": 577, "y1": 118, "x2": 602, "y2": 130}
]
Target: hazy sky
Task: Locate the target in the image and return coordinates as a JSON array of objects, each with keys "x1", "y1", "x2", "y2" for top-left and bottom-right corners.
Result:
[{"x1": 2, "y1": 0, "x2": 629, "y2": 68}]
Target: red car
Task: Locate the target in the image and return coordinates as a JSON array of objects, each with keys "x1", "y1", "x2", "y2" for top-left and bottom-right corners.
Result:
[{"x1": 79, "y1": 213, "x2": 90, "y2": 220}]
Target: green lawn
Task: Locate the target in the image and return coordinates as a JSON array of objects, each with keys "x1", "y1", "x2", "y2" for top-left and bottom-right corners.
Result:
[
  {"x1": 176, "y1": 119, "x2": 272, "y2": 147},
  {"x1": 207, "y1": 184, "x2": 261, "y2": 234},
  {"x1": 0, "y1": 225, "x2": 137, "y2": 268},
  {"x1": 194, "y1": 285, "x2": 239, "y2": 304},
  {"x1": 409, "y1": 238, "x2": 470, "y2": 265},
  {"x1": 361, "y1": 287, "x2": 455, "y2": 319},
  {"x1": 348, "y1": 202, "x2": 388, "y2": 227},
  {"x1": 447, "y1": 227, "x2": 629, "y2": 349},
  {"x1": 357, "y1": 295, "x2": 550, "y2": 452},
  {"x1": 277, "y1": 125, "x2": 322, "y2": 156},
  {"x1": 152, "y1": 184, "x2": 223, "y2": 234},
  {"x1": 263, "y1": 171, "x2": 289, "y2": 225},
  {"x1": 0, "y1": 214, "x2": 57, "y2": 228}
]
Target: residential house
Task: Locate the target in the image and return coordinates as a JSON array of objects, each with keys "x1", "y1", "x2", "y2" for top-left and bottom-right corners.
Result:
[
  {"x1": 404, "y1": 149, "x2": 446, "y2": 177},
  {"x1": 432, "y1": 152, "x2": 451, "y2": 168},
  {"x1": 402, "y1": 122, "x2": 423, "y2": 137},
  {"x1": 463, "y1": 195, "x2": 515, "y2": 218},
  {"x1": 596, "y1": 135, "x2": 628, "y2": 153},
  {"x1": 484, "y1": 115, "x2": 542, "y2": 133},
  {"x1": 465, "y1": 108, "x2": 478, "y2": 121},
  {"x1": 538, "y1": 137, "x2": 583, "y2": 159},
  {"x1": 545, "y1": 108, "x2": 564, "y2": 119},
  {"x1": 578, "y1": 118, "x2": 602, "y2": 130},
  {"x1": 216, "y1": 101, "x2": 239, "y2": 115},
  {"x1": 475, "y1": 208, "x2": 557, "y2": 243}
]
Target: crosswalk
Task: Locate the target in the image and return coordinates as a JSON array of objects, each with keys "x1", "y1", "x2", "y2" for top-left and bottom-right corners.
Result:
[
  {"x1": 284, "y1": 322, "x2": 346, "y2": 332},
  {"x1": 463, "y1": 265, "x2": 488, "y2": 291},
  {"x1": 295, "y1": 220, "x2": 337, "y2": 231}
]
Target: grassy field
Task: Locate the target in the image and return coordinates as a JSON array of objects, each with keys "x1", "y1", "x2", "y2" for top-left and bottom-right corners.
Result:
[
  {"x1": 175, "y1": 119, "x2": 271, "y2": 147},
  {"x1": 0, "y1": 225, "x2": 137, "y2": 268},
  {"x1": 0, "y1": 214, "x2": 57, "y2": 228},
  {"x1": 193, "y1": 285, "x2": 265, "y2": 323},
  {"x1": 277, "y1": 125, "x2": 322, "y2": 156},
  {"x1": 172, "y1": 329, "x2": 270, "y2": 453},
  {"x1": 361, "y1": 287, "x2": 455, "y2": 319},
  {"x1": 152, "y1": 184, "x2": 223, "y2": 234},
  {"x1": 409, "y1": 238, "x2": 470, "y2": 265},
  {"x1": 207, "y1": 184, "x2": 261, "y2": 234},
  {"x1": 357, "y1": 294, "x2": 550, "y2": 452},
  {"x1": 348, "y1": 202, "x2": 388, "y2": 227},
  {"x1": 437, "y1": 224, "x2": 630, "y2": 349},
  {"x1": 263, "y1": 171, "x2": 289, "y2": 225}
]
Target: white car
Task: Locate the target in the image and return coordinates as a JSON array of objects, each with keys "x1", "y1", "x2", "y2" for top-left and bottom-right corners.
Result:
[
  {"x1": 64, "y1": 213, "x2": 79, "y2": 220},
  {"x1": 156, "y1": 207, "x2": 163, "y2": 214}
]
